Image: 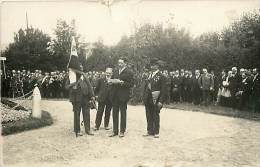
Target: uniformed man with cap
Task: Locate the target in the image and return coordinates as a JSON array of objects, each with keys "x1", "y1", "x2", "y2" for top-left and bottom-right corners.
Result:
[{"x1": 143, "y1": 58, "x2": 167, "y2": 138}]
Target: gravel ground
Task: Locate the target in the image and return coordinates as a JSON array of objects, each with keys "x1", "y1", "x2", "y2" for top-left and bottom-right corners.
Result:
[{"x1": 2, "y1": 100, "x2": 260, "y2": 167}]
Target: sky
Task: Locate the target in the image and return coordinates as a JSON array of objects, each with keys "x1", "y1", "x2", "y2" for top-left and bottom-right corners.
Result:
[{"x1": 1, "y1": 0, "x2": 260, "y2": 50}]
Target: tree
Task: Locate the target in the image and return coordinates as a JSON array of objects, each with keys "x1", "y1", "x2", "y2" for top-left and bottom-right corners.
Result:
[
  {"x1": 84, "y1": 40, "x2": 112, "y2": 71},
  {"x1": 51, "y1": 19, "x2": 81, "y2": 70},
  {"x1": 3, "y1": 27, "x2": 52, "y2": 71}
]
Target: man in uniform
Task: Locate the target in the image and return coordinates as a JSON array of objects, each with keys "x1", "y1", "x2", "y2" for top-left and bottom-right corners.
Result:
[
  {"x1": 109, "y1": 58, "x2": 134, "y2": 138},
  {"x1": 143, "y1": 59, "x2": 167, "y2": 138},
  {"x1": 65, "y1": 65, "x2": 95, "y2": 137}
]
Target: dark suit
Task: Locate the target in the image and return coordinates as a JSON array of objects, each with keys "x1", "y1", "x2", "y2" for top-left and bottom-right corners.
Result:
[
  {"x1": 238, "y1": 77, "x2": 252, "y2": 110},
  {"x1": 192, "y1": 75, "x2": 202, "y2": 105},
  {"x1": 199, "y1": 73, "x2": 214, "y2": 106},
  {"x1": 94, "y1": 77, "x2": 112, "y2": 128},
  {"x1": 110, "y1": 67, "x2": 134, "y2": 134},
  {"x1": 179, "y1": 75, "x2": 185, "y2": 102},
  {"x1": 252, "y1": 74, "x2": 260, "y2": 112},
  {"x1": 65, "y1": 74, "x2": 94, "y2": 134},
  {"x1": 171, "y1": 76, "x2": 181, "y2": 102},
  {"x1": 229, "y1": 73, "x2": 242, "y2": 108},
  {"x1": 186, "y1": 76, "x2": 193, "y2": 103},
  {"x1": 165, "y1": 76, "x2": 171, "y2": 104},
  {"x1": 143, "y1": 71, "x2": 167, "y2": 135}
]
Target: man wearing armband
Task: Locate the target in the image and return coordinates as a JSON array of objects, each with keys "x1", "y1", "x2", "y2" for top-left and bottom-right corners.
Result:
[
  {"x1": 65, "y1": 65, "x2": 95, "y2": 137},
  {"x1": 143, "y1": 58, "x2": 167, "y2": 138}
]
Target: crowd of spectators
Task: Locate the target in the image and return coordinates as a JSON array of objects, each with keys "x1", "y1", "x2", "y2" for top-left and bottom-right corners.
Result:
[
  {"x1": 1, "y1": 69, "x2": 68, "y2": 98},
  {"x1": 1, "y1": 67, "x2": 259, "y2": 112},
  {"x1": 140, "y1": 67, "x2": 260, "y2": 112},
  {"x1": 1, "y1": 69, "x2": 106, "y2": 99}
]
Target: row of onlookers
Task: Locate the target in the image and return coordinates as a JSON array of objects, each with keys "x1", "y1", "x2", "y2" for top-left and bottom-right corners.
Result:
[
  {"x1": 1, "y1": 67, "x2": 260, "y2": 112},
  {"x1": 141, "y1": 67, "x2": 260, "y2": 112},
  {"x1": 1, "y1": 69, "x2": 107, "y2": 98}
]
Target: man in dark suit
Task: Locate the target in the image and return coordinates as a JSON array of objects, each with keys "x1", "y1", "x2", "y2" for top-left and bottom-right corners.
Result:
[
  {"x1": 237, "y1": 71, "x2": 252, "y2": 110},
  {"x1": 192, "y1": 70, "x2": 202, "y2": 105},
  {"x1": 182, "y1": 70, "x2": 189, "y2": 102},
  {"x1": 65, "y1": 65, "x2": 95, "y2": 137},
  {"x1": 229, "y1": 67, "x2": 242, "y2": 109},
  {"x1": 252, "y1": 68, "x2": 260, "y2": 112},
  {"x1": 109, "y1": 58, "x2": 134, "y2": 137},
  {"x1": 186, "y1": 71, "x2": 193, "y2": 103},
  {"x1": 171, "y1": 70, "x2": 181, "y2": 103},
  {"x1": 199, "y1": 68, "x2": 214, "y2": 106},
  {"x1": 143, "y1": 59, "x2": 167, "y2": 138},
  {"x1": 179, "y1": 69, "x2": 185, "y2": 102},
  {"x1": 94, "y1": 68, "x2": 113, "y2": 131}
]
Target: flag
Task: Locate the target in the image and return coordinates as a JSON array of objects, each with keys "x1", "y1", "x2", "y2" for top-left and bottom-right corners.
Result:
[{"x1": 67, "y1": 37, "x2": 81, "y2": 83}]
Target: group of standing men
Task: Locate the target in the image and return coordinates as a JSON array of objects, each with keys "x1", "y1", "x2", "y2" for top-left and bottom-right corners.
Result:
[{"x1": 65, "y1": 57, "x2": 167, "y2": 138}]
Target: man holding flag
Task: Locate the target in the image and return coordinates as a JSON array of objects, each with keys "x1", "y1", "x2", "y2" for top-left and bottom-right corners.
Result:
[{"x1": 65, "y1": 37, "x2": 95, "y2": 137}]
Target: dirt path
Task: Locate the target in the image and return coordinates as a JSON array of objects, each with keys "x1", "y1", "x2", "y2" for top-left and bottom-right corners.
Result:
[{"x1": 3, "y1": 100, "x2": 260, "y2": 167}]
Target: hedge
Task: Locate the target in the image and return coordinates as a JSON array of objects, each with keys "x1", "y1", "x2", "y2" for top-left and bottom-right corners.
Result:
[{"x1": 2, "y1": 110, "x2": 53, "y2": 136}]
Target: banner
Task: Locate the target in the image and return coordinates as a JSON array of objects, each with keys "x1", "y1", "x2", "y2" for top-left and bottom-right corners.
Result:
[{"x1": 67, "y1": 37, "x2": 80, "y2": 83}]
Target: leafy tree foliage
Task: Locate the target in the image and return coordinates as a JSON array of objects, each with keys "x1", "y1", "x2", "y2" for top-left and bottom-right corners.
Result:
[
  {"x1": 50, "y1": 19, "x2": 81, "y2": 70},
  {"x1": 3, "y1": 9, "x2": 260, "y2": 78},
  {"x1": 3, "y1": 27, "x2": 52, "y2": 71},
  {"x1": 84, "y1": 40, "x2": 113, "y2": 71}
]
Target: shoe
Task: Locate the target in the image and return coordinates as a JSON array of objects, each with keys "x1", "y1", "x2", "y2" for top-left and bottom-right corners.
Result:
[
  {"x1": 119, "y1": 133, "x2": 124, "y2": 138},
  {"x1": 86, "y1": 131, "x2": 94, "y2": 136},
  {"x1": 105, "y1": 126, "x2": 110, "y2": 130},
  {"x1": 76, "y1": 132, "x2": 83, "y2": 137},
  {"x1": 143, "y1": 133, "x2": 153, "y2": 137},
  {"x1": 93, "y1": 127, "x2": 99, "y2": 131},
  {"x1": 109, "y1": 133, "x2": 118, "y2": 137},
  {"x1": 154, "y1": 134, "x2": 159, "y2": 138}
]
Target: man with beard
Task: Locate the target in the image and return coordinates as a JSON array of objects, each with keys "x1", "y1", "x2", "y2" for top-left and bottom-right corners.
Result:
[
  {"x1": 109, "y1": 58, "x2": 134, "y2": 138},
  {"x1": 143, "y1": 59, "x2": 167, "y2": 138}
]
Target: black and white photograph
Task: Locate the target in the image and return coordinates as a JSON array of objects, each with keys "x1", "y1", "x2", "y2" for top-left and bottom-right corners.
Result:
[{"x1": 1, "y1": 0, "x2": 260, "y2": 166}]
